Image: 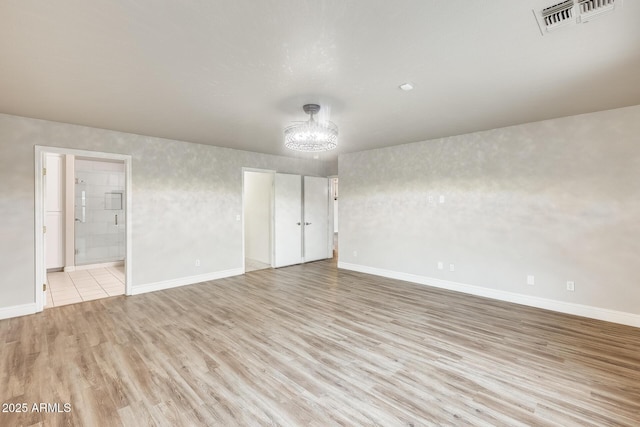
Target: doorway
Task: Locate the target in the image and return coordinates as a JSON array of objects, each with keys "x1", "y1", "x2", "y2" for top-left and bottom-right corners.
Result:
[
  {"x1": 243, "y1": 170, "x2": 332, "y2": 271},
  {"x1": 35, "y1": 146, "x2": 132, "y2": 312},
  {"x1": 243, "y1": 169, "x2": 275, "y2": 273}
]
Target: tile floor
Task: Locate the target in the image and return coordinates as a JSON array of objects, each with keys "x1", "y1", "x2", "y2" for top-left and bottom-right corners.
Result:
[{"x1": 46, "y1": 265, "x2": 125, "y2": 308}]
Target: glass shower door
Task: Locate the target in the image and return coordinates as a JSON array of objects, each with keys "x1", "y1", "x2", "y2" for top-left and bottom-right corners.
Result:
[{"x1": 74, "y1": 160, "x2": 125, "y2": 266}]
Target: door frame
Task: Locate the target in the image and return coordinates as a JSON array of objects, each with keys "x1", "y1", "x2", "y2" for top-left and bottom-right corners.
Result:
[
  {"x1": 34, "y1": 146, "x2": 133, "y2": 312},
  {"x1": 241, "y1": 167, "x2": 276, "y2": 273}
]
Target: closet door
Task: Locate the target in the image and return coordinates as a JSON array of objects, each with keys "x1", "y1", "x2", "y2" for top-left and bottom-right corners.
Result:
[
  {"x1": 303, "y1": 176, "x2": 329, "y2": 262},
  {"x1": 273, "y1": 173, "x2": 303, "y2": 267}
]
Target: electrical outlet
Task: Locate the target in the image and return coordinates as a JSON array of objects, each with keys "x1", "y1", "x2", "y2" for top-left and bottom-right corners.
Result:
[
  {"x1": 527, "y1": 275, "x2": 535, "y2": 285},
  {"x1": 566, "y1": 281, "x2": 575, "y2": 291},
  {"x1": 449, "y1": 264, "x2": 455, "y2": 272},
  {"x1": 437, "y1": 261, "x2": 443, "y2": 270},
  {"x1": 353, "y1": 250, "x2": 358, "y2": 257},
  {"x1": 428, "y1": 195, "x2": 434, "y2": 203},
  {"x1": 236, "y1": 214, "x2": 241, "y2": 221},
  {"x1": 195, "y1": 259, "x2": 201, "y2": 267},
  {"x1": 439, "y1": 195, "x2": 445, "y2": 204}
]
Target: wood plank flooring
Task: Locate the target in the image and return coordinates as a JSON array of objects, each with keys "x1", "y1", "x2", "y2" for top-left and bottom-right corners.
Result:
[{"x1": 1, "y1": 259, "x2": 639, "y2": 426}]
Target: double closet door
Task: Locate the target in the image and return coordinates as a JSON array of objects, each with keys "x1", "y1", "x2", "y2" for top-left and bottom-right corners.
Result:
[{"x1": 273, "y1": 174, "x2": 330, "y2": 268}]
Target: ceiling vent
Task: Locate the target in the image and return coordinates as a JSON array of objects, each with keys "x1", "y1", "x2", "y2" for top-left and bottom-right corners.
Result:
[
  {"x1": 540, "y1": 0, "x2": 576, "y2": 31},
  {"x1": 533, "y1": 0, "x2": 623, "y2": 35},
  {"x1": 577, "y1": 0, "x2": 621, "y2": 23}
]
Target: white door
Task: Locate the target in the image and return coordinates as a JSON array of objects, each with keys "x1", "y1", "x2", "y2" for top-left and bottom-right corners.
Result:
[
  {"x1": 273, "y1": 173, "x2": 303, "y2": 267},
  {"x1": 303, "y1": 176, "x2": 329, "y2": 262},
  {"x1": 45, "y1": 154, "x2": 64, "y2": 269}
]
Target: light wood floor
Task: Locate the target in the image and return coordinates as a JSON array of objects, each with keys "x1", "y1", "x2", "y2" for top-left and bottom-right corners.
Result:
[{"x1": 1, "y1": 260, "x2": 639, "y2": 426}]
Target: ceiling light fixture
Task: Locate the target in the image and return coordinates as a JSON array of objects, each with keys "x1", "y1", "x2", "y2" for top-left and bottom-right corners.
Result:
[
  {"x1": 284, "y1": 104, "x2": 338, "y2": 152},
  {"x1": 399, "y1": 82, "x2": 414, "y2": 91}
]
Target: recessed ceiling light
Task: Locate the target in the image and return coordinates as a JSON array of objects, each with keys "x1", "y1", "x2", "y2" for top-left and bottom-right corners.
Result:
[{"x1": 399, "y1": 83, "x2": 414, "y2": 91}]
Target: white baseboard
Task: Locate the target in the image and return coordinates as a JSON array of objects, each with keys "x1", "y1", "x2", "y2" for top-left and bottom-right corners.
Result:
[
  {"x1": 130, "y1": 268, "x2": 243, "y2": 296},
  {"x1": 338, "y1": 262, "x2": 640, "y2": 328},
  {"x1": 0, "y1": 303, "x2": 37, "y2": 320}
]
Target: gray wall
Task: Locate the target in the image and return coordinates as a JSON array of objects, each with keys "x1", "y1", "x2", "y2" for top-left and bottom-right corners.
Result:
[
  {"x1": 0, "y1": 113, "x2": 331, "y2": 308},
  {"x1": 338, "y1": 105, "x2": 640, "y2": 315}
]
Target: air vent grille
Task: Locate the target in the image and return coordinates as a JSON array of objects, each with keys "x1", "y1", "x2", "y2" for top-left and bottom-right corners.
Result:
[
  {"x1": 579, "y1": 0, "x2": 615, "y2": 13},
  {"x1": 578, "y1": 0, "x2": 619, "y2": 22},
  {"x1": 533, "y1": 0, "x2": 623, "y2": 35},
  {"x1": 542, "y1": 0, "x2": 575, "y2": 29}
]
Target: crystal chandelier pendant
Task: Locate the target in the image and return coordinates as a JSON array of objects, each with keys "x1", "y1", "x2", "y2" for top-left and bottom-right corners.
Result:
[{"x1": 284, "y1": 104, "x2": 338, "y2": 152}]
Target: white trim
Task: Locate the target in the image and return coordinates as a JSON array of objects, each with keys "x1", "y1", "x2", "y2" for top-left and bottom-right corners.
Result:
[
  {"x1": 35, "y1": 146, "x2": 133, "y2": 312},
  {"x1": 338, "y1": 262, "x2": 640, "y2": 328},
  {"x1": 0, "y1": 303, "x2": 37, "y2": 320},
  {"x1": 130, "y1": 268, "x2": 243, "y2": 296}
]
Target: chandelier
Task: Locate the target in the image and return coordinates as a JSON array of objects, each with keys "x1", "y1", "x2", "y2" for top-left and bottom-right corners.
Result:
[{"x1": 284, "y1": 104, "x2": 338, "y2": 152}]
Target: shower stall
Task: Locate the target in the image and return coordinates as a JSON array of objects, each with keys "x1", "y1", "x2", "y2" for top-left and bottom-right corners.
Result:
[{"x1": 74, "y1": 158, "x2": 125, "y2": 266}]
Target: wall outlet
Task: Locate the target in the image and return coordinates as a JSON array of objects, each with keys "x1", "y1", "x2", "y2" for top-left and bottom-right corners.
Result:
[
  {"x1": 195, "y1": 259, "x2": 201, "y2": 267},
  {"x1": 527, "y1": 275, "x2": 535, "y2": 285},
  {"x1": 236, "y1": 214, "x2": 241, "y2": 221},
  {"x1": 428, "y1": 195, "x2": 434, "y2": 203},
  {"x1": 437, "y1": 261, "x2": 443, "y2": 270},
  {"x1": 566, "y1": 281, "x2": 575, "y2": 291},
  {"x1": 449, "y1": 264, "x2": 455, "y2": 272},
  {"x1": 353, "y1": 250, "x2": 358, "y2": 257},
  {"x1": 439, "y1": 195, "x2": 445, "y2": 204}
]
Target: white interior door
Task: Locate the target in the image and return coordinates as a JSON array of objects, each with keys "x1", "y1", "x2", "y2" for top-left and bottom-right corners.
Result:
[
  {"x1": 45, "y1": 154, "x2": 65, "y2": 269},
  {"x1": 303, "y1": 176, "x2": 329, "y2": 262},
  {"x1": 273, "y1": 173, "x2": 302, "y2": 267}
]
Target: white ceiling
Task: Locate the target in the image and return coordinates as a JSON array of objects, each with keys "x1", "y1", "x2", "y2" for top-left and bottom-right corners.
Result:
[{"x1": 1, "y1": 1, "x2": 639, "y2": 161}]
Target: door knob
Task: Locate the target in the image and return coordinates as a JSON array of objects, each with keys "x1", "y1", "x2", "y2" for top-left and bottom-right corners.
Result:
[
  {"x1": 305, "y1": 222, "x2": 312, "y2": 225},
  {"x1": 296, "y1": 222, "x2": 301, "y2": 225}
]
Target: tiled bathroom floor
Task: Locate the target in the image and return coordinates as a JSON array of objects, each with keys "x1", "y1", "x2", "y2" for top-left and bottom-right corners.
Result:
[{"x1": 46, "y1": 265, "x2": 125, "y2": 308}]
